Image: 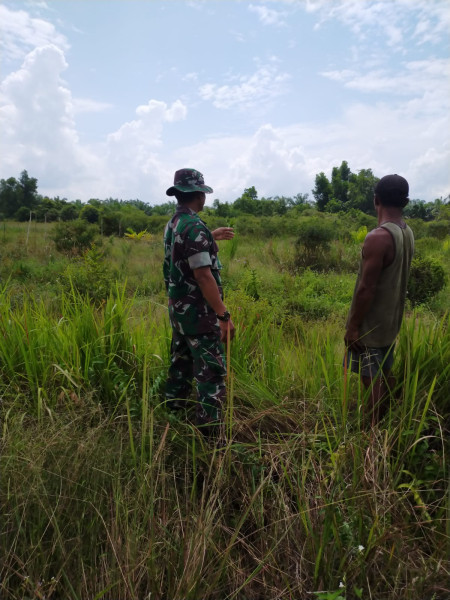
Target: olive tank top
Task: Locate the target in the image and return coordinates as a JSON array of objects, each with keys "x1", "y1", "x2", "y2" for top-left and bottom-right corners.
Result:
[{"x1": 348, "y1": 222, "x2": 414, "y2": 347}]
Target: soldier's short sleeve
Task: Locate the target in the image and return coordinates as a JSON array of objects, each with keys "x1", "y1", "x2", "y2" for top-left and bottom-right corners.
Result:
[
  {"x1": 184, "y1": 222, "x2": 213, "y2": 270},
  {"x1": 188, "y1": 252, "x2": 212, "y2": 269}
]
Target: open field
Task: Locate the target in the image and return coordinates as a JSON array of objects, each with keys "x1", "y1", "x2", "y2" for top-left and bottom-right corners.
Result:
[{"x1": 1, "y1": 219, "x2": 449, "y2": 599}]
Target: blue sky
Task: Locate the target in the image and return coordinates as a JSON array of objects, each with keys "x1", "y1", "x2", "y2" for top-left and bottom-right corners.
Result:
[{"x1": 1, "y1": 0, "x2": 449, "y2": 205}]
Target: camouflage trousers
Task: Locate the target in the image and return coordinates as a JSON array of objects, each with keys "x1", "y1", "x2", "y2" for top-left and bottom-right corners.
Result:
[{"x1": 165, "y1": 329, "x2": 227, "y2": 426}]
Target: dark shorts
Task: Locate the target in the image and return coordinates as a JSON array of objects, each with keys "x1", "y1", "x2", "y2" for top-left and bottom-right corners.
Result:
[{"x1": 344, "y1": 345, "x2": 395, "y2": 378}]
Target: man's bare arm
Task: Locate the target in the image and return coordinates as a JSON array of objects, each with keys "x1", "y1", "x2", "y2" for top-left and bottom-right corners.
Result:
[{"x1": 345, "y1": 228, "x2": 393, "y2": 351}]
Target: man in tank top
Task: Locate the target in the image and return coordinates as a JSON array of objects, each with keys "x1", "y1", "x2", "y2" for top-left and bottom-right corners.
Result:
[{"x1": 344, "y1": 174, "x2": 414, "y2": 424}]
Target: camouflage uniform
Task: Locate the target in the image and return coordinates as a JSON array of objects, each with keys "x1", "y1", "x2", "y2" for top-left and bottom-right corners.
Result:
[{"x1": 163, "y1": 205, "x2": 226, "y2": 427}]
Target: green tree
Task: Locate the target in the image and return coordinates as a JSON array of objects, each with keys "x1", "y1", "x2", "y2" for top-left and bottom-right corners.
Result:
[
  {"x1": 0, "y1": 171, "x2": 38, "y2": 218},
  {"x1": 312, "y1": 172, "x2": 332, "y2": 211},
  {"x1": 331, "y1": 161, "x2": 351, "y2": 205},
  {"x1": 233, "y1": 186, "x2": 259, "y2": 214},
  {"x1": 0, "y1": 177, "x2": 23, "y2": 217},
  {"x1": 212, "y1": 199, "x2": 232, "y2": 218},
  {"x1": 150, "y1": 201, "x2": 176, "y2": 216},
  {"x1": 348, "y1": 169, "x2": 379, "y2": 215},
  {"x1": 80, "y1": 204, "x2": 100, "y2": 224},
  {"x1": 35, "y1": 197, "x2": 59, "y2": 222},
  {"x1": 60, "y1": 203, "x2": 80, "y2": 221},
  {"x1": 289, "y1": 193, "x2": 309, "y2": 206},
  {"x1": 18, "y1": 170, "x2": 38, "y2": 210}
]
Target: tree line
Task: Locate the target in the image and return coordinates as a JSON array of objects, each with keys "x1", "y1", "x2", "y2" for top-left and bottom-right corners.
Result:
[{"x1": 1, "y1": 164, "x2": 447, "y2": 233}]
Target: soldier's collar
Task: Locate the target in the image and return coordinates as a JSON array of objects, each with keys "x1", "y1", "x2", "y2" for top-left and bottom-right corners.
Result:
[
  {"x1": 175, "y1": 205, "x2": 197, "y2": 216},
  {"x1": 175, "y1": 205, "x2": 207, "y2": 224}
]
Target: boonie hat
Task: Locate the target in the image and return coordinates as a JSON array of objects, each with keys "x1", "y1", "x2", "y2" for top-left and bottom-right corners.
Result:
[
  {"x1": 166, "y1": 168, "x2": 213, "y2": 196},
  {"x1": 375, "y1": 174, "x2": 409, "y2": 198}
]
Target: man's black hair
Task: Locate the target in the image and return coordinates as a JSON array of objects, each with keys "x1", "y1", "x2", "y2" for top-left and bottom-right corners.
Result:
[
  {"x1": 376, "y1": 189, "x2": 410, "y2": 208},
  {"x1": 375, "y1": 174, "x2": 409, "y2": 209}
]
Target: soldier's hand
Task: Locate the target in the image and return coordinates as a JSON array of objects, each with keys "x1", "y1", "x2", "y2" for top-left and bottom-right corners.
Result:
[
  {"x1": 219, "y1": 319, "x2": 235, "y2": 343},
  {"x1": 212, "y1": 227, "x2": 234, "y2": 241}
]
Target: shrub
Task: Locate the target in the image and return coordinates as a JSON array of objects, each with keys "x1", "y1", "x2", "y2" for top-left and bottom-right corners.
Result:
[
  {"x1": 60, "y1": 204, "x2": 80, "y2": 221},
  {"x1": 426, "y1": 219, "x2": 450, "y2": 240},
  {"x1": 294, "y1": 218, "x2": 336, "y2": 270},
  {"x1": 51, "y1": 219, "x2": 99, "y2": 254},
  {"x1": 146, "y1": 215, "x2": 172, "y2": 235},
  {"x1": 62, "y1": 244, "x2": 115, "y2": 304},
  {"x1": 413, "y1": 237, "x2": 442, "y2": 256},
  {"x1": 407, "y1": 256, "x2": 447, "y2": 306},
  {"x1": 15, "y1": 206, "x2": 32, "y2": 222},
  {"x1": 351, "y1": 226, "x2": 368, "y2": 244},
  {"x1": 405, "y1": 218, "x2": 428, "y2": 239},
  {"x1": 80, "y1": 204, "x2": 100, "y2": 224}
]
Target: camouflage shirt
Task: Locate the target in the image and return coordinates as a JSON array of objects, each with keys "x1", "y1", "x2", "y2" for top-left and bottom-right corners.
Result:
[{"x1": 163, "y1": 206, "x2": 223, "y2": 335}]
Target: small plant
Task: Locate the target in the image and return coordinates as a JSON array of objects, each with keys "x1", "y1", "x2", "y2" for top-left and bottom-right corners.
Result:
[
  {"x1": 241, "y1": 266, "x2": 260, "y2": 300},
  {"x1": 351, "y1": 226, "x2": 367, "y2": 244},
  {"x1": 407, "y1": 256, "x2": 447, "y2": 306},
  {"x1": 124, "y1": 227, "x2": 153, "y2": 241}
]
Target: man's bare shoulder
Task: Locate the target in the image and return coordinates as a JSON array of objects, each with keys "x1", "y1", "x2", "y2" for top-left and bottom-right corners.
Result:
[{"x1": 363, "y1": 227, "x2": 394, "y2": 258}]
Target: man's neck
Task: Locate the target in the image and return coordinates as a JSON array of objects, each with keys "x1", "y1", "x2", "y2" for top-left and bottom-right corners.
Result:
[
  {"x1": 177, "y1": 201, "x2": 199, "y2": 214},
  {"x1": 377, "y1": 206, "x2": 404, "y2": 226}
]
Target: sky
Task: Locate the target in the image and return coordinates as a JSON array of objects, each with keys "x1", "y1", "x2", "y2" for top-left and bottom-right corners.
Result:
[{"x1": 0, "y1": 0, "x2": 449, "y2": 206}]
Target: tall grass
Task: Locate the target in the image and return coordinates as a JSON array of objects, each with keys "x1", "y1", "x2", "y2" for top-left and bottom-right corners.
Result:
[
  {"x1": 0, "y1": 221, "x2": 449, "y2": 599},
  {"x1": 1, "y1": 279, "x2": 448, "y2": 598}
]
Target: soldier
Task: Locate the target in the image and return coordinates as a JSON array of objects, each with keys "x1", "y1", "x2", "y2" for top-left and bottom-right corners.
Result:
[
  {"x1": 344, "y1": 174, "x2": 414, "y2": 424},
  {"x1": 163, "y1": 168, "x2": 235, "y2": 437}
]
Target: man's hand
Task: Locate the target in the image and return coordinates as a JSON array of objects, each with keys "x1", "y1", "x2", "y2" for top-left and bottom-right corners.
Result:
[
  {"x1": 212, "y1": 227, "x2": 234, "y2": 241},
  {"x1": 193, "y1": 266, "x2": 235, "y2": 343},
  {"x1": 219, "y1": 319, "x2": 235, "y2": 343},
  {"x1": 344, "y1": 326, "x2": 364, "y2": 352}
]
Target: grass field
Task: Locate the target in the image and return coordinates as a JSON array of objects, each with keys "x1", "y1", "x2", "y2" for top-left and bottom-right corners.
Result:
[{"x1": 1, "y1": 219, "x2": 449, "y2": 599}]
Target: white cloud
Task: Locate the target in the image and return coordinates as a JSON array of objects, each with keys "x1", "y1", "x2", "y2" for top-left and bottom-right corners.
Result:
[
  {"x1": 1, "y1": 42, "x2": 447, "y2": 203},
  {"x1": 0, "y1": 1, "x2": 448, "y2": 205},
  {"x1": 199, "y1": 64, "x2": 290, "y2": 110},
  {"x1": 109, "y1": 99, "x2": 187, "y2": 147},
  {"x1": 72, "y1": 98, "x2": 113, "y2": 114},
  {"x1": 305, "y1": 0, "x2": 448, "y2": 47},
  {"x1": 102, "y1": 99, "x2": 187, "y2": 199},
  {"x1": 0, "y1": 44, "x2": 123, "y2": 202},
  {"x1": 182, "y1": 72, "x2": 199, "y2": 83},
  {"x1": 0, "y1": 4, "x2": 69, "y2": 60},
  {"x1": 168, "y1": 92, "x2": 449, "y2": 203},
  {"x1": 0, "y1": 44, "x2": 100, "y2": 192},
  {"x1": 321, "y1": 58, "x2": 450, "y2": 102},
  {"x1": 249, "y1": 4, "x2": 287, "y2": 26}
]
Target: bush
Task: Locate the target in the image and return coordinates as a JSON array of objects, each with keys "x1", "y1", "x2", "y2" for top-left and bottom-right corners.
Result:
[
  {"x1": 407, "y1": 256, "x2": 447, "y2": 306},
  {"x1": 62, "y1": 244, "x2": 115, "y2": 304},
  {"x1": 60, "y1": 204, "x2": 80, "y2": 221},
  {"x1": 146, "y1": 215, "x2": 172, "y2": 235},
  {"x1": 51, "y1": 219, "x2": 99, "y2": 254},
  {"x1": 15, "y1": 206, "x2": 32, "y2": 222},
  {"x1": 426, "y1": 219, "x2": 450, "y2": 240},
  {"x1": 80, "y1": 204, "x2": 100, "y2": 224},
  {"x1": 405, "y1": 218, "x2": 428, "y2": 239},
  {"x1": 413, "y1": 237, "x2": 442, "y2": 256},
  {"x1": 294, "y1": 218, "x2": 336, "y2": 270}
]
